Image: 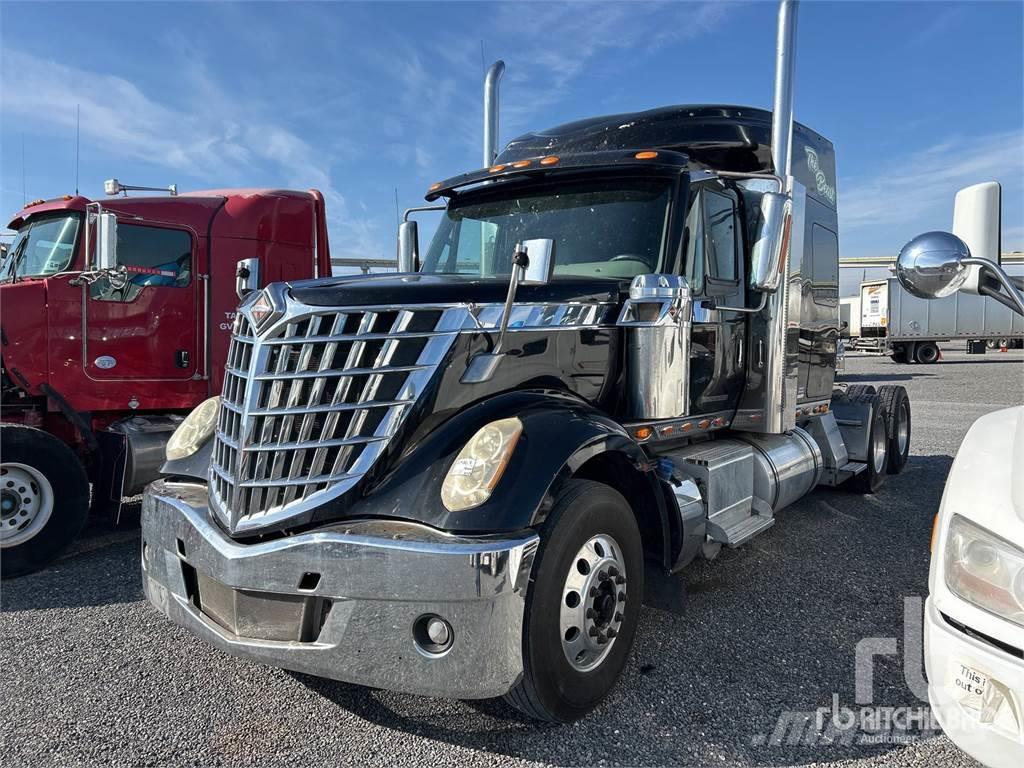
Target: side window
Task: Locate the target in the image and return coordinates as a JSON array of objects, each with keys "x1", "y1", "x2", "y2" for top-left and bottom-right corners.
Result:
[
  {"x1": 90, "y1": 224, "x2": 192, "y2": 303},
  {"x1": 705, "y1": 190, "x2": 738, "y2": 284},
  {"x1": 810, "y1": 223, "x2": 839, "y2": 304}
]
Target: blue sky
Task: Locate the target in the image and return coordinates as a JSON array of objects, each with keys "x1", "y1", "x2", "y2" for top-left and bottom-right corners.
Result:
[{"x1": 2, "y1": 0, "x2": 1022, "y2": 263}]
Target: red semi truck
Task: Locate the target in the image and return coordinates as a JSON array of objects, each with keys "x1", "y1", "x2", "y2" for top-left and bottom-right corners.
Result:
[{"x1": 0, "y1": 186, "x2": 332, "y2": 577}]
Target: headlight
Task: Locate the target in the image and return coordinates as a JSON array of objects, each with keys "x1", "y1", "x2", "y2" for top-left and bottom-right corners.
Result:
[
  {"x1": 166, "y1": 396, "x2": 220, "y2": 461},
  {"x1": 944, "y1": 514, "x2": 1024, "y2": 627},
  {"x1": 440, "y1": 417, "x2": 522, "y2": 512}
]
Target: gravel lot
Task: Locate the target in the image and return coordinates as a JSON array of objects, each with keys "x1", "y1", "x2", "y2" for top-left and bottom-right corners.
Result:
[{"x1": 3, "y1": 346, "x2": 1022, "y2": 768}]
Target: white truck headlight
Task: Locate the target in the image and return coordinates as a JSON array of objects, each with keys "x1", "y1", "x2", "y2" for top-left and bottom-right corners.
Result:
[
  {"x1": 166, "y1": 396, "x2": 220, "y2": 461},
  {"x1": 440, "y1": 417, "x2": 522, "y2": 512},
  {"x1": 944, "y1": 514, "x2": 1024, "y2": 627}
]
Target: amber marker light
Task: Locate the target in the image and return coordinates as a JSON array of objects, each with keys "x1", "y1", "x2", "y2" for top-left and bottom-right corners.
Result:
[
  {"x1": 930, "y1": 514, "x2": 940, "y2": 553},
  {"x1": 428, "y1": 182, "x2": 442, "y2": 192},
  {"x1": 635, "y1": 151, "x2": 658, "y2": 160},
  {"x1": 512, "y1": 159, "x2": 532, "y2": 168},
  {"x1": 698, "y1": 419, "x2": 711, "y2": 430},
  {"x1": 634, "y1": 426, "x2": 653, "y2": 441},
  {"x1": 681, "y1": 422, "x2": 694, "y2": 433},
  {"x1": 489, "y1": 164, "x2": 506, "y2": 173},
  {"x1": 540, "y1": 155, "x2": 560, "y2": 165}
]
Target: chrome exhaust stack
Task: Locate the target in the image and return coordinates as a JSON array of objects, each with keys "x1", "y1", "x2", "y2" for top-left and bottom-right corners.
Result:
[
  {"x1": 483, "y1": 60, "x2": 505, "y2": 166},
  {"x1": 771, "y1": 0, "x2": 798, "y2": 184}
]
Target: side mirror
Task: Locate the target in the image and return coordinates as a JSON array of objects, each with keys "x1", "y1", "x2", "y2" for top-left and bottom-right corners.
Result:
[
  {"x1": 95, "y1": 212, "x2": 118, "y2": 270},
  {"x1": 896, "y1": 231, "x2": 970, "y2": 300},
  {"x1": 749, "y1": 191, "x2": 791, "y2": 292},
  {"x1": 235, "y1": 258, "x2": 260, "y2": 300},
  {"x1": 520, "y1": 238, "x2": 555, "y2": 285},
  {"x1": 397, "y1": 220, "x2": 419, "y2": 273}
]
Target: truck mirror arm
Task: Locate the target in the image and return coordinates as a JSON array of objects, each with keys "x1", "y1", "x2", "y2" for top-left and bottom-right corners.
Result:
[{"x1": 965, "y1": 256, "x2": 1024, "y2": 316}]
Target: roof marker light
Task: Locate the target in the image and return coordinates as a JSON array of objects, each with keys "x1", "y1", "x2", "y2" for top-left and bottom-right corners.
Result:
[
  {"x1": 635, "y1": 151, "x2": 658, "y2": 160},
  {"x1": 512, "y1": 159, "x2": 531, "y2": 168},
  {"x1": 488, "y1": 164, "x2": 506, "y2": 173},
  {"x1": 540, "y1": 155, "x2": 560, "y2": 166},
  {"x1": 429, "y1": 182, "x2": 442, "y2": 192}
]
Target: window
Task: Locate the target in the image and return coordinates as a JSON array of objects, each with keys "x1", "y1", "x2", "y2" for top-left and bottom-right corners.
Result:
[
  {"x1": 705, "y1": 190, "x2": 738, "y2": 283},
  {"x1": 91, "y1": 224, "x2": 192, "y2": 302},
  {"x1": 2, "y1": 214, "x2": 80, "y2": 280},
  {"x1": 810, "y1": 224, "x2": 839, "y2": 304},
  {"x1": 422, "y1": 179, "x2": 673, "y2": 281},
  {"x1": 684, "y1": 189, "x2": 705, "y2": 290}
]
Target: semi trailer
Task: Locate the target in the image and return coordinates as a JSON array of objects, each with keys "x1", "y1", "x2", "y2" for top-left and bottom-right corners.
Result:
[
  {"x1": 141, "y1": 0, "x2": 917, "y2": 722},
  {"x1": 0, "y1": 185, "x2": 331, "y2": 577}
]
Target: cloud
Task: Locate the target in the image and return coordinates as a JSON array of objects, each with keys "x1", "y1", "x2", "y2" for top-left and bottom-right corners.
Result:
[
  {"x1": 840, "y1": 129, "x2": 1024, "y2": 254},
  {"x1": 0, "y1": 47, "x2": 382, "y2": 258}
]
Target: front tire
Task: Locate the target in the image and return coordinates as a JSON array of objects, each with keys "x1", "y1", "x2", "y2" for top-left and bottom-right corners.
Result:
[
  {"x1": 505, "y1": 479, "x2": 643, "y2": 723},
  {"x1": 1, "y1": 425, "x2": 90, "y2": 578}
]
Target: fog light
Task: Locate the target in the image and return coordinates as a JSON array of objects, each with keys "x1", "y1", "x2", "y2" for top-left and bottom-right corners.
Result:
[{"x1": 413, "y1": 614, "x2": 454, "y2": 655}]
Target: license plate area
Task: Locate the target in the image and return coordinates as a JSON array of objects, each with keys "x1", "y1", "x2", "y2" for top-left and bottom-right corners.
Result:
[{"x1": 181, "y1": 561, "x2": 332, "y2": 642}]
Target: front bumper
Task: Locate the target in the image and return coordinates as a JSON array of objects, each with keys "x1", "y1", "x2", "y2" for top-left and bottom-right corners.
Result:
[
  {"x1": 141, "y1": 480, "x2": 539, "y2": 699},
  {"x1": 924, "y1": 597, "x2": 1024, "y2": 768}
]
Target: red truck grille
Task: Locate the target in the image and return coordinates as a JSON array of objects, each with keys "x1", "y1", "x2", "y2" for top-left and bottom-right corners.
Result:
[{"x1": 209, "y1": 305, "x2": 460, "y2": 534}]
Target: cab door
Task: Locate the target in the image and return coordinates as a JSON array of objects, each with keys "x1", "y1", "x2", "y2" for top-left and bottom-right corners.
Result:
[
  {"x1": 684, "y1": 182, "x2": 747, "y2": 415},
  {"x1": 84, "y1": 222, "x2": 199, "y2": 380}
]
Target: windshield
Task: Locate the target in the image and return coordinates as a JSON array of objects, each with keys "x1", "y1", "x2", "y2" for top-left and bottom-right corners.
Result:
[
  {"x1": 422, "y1": 178, "x2": 672, "y2": 280},
  {"x1": 2, "y1": 214, "x2": 81, "y2": 280}
]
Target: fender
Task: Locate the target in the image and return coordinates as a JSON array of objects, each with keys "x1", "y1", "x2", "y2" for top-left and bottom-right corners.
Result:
[{"x1": 329, "y1": 390, "x2": 674, "y2": 566}]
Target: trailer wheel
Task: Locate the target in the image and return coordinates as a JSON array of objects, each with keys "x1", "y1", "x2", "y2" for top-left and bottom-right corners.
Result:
[
  {"x1": 915, "y1": 342, "x2": 940, "y2": 364},
  {"x1": 850, "y1": 399, "x2": 888, "y2": 494},
  {"x1": 877, "y1": 385, "x2": 911, "y2": 474},
  {"x1": 504, "y1": 479, "x2": 643, "y2": 723},
  {"x1": 0, "y1": 425, "x2": 90, "y2": 579},
  {"x1": 890, "y1": 346, "x2": 908, "y2": 363},
  {"x1": 985, "y1": 339, "x2": 998, "y2": 350}
]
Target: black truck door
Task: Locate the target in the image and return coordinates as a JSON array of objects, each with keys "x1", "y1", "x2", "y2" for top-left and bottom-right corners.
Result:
[{"x1": 685, "y1": 183, "x2": 747, "y2": 416}]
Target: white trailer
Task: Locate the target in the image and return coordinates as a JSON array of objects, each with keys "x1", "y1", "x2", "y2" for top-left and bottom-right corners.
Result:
[
  {"x1": 856, "y1": 274, "x2": 1024, "y2": 362},
  {"x1": 839, "y1": 296, "x2": 860, "y2": 341}
]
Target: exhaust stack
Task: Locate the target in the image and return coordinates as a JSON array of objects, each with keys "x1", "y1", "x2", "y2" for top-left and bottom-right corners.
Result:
[
  {"x1": 771, "y1": 0, "x2": 798, "y2": 184},
  {"x1": 483, "y1": 60, "x2": 505, "y2": 167}
]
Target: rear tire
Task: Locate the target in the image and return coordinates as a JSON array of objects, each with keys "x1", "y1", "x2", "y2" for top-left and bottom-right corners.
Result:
[
  {"x1": 890, "y1": 346, "x2": 908, "y2": 363},
  {"x1": 504, "y1": 479, "x2": 643, "y2": 723},
  {"x1": 1, "y1": 425, "x2": 90, "y2": 579},
  {"x1": 915, "y1": 342, "x2": 939, "y2": 364},
  {"x1": 850, "y1": 398, "x2": 888, "y2": 494},
  {"x1": 877, "y1": 385, "x2": 911, "y2": 474}
]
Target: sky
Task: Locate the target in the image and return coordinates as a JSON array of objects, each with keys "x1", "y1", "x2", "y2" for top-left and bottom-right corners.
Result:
[{"x1": 1, "y1": 0, "x2": 1022, "y2": 267}]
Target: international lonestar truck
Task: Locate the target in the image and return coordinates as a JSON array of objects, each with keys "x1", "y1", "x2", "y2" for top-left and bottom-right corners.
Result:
[
  {"x1": 141, "y1": 0, "x2": 915, "y2": 722},
  {"x1": 0, "y1": 186, "x2": 331, "y2": 577}
]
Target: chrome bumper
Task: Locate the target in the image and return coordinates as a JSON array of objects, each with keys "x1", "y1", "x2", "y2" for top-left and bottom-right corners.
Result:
[{"x1": 141, "y1": 480, "x2": 539, "y2": 699}]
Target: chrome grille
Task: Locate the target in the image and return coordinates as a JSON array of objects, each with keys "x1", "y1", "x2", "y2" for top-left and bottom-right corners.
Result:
[{"x1": 210, "y1": 305, "x2": 461, "y2": 534}]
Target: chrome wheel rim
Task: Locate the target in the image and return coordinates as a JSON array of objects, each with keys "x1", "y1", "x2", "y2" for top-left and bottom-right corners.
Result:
[
  {"x1": 560, "y1": 533, "x2": 627, "y2": 672},
  {"x1": 0, "y1": 463, "x2": 54, "y2": 548},
  {"x1": 872, "y1": 416, "x2": 887, "y2": 473},
  {"x1": 896, "y1": 401, "x2": 909, "y2": 455}
]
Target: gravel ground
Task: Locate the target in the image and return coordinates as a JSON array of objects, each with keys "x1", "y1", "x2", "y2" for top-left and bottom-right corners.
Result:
[{"x1": 2, "y1": 346, "x2": 1022, "y2": 767}]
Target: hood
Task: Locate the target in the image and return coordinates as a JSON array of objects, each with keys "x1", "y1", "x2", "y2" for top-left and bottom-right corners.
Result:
[
  {"x1": 0, "y1": 280, "x2": 50, "y2": 393},
  {"x1": 287, "y1": 272, "x2": 625, "y2": 308},
  {"x1": 940, "y1": 405, "x2": 1024, "y2": 533}
]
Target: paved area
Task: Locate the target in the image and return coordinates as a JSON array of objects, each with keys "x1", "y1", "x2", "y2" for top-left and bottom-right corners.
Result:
[{"x1": 2, "y1": 346, "x2": 1021, "y2": 767}]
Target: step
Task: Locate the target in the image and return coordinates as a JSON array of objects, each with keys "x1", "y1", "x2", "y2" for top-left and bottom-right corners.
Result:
[{"x1": 706, "y1": 513, "x2": 775, "y2": 548}]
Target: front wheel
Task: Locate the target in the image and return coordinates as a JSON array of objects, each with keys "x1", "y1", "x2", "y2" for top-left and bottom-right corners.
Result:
[
  {"x1": 1, "y1": 425, "x2": 90, "y2": 578},
  {"x1": 505, "y1": 479, "x2": 643, "y2": 723}
]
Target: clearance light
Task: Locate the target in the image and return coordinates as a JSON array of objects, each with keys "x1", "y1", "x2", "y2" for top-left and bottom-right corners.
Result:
[
  {"x1": 429, "y1": 182, "x2": 443, "y2": 192},
  {"x1": 698, "y1": 420, "x2": 710, "y2": 430},
  {"x1": 488, "y1": 164, "x2": 506, "y2": 173},
  {"x1": 633, "y1": 426, "x2": 653, "y2": 441},
  {"x1": 681, "y1": 422, "x2": 694, "y2": 433},
  {"x1": 512, "y1": 159, "x2": 532, "y2": 168},
  {"x1": 635, "y1": 151, "x2": 658, "y2": 160},
  {"x1": 540, "y1": 155, "x2": 560, "y2": 166}
]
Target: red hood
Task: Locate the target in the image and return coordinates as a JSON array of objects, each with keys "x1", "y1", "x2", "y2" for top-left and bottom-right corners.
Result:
[{"x1": 0, "y1": 280, "x2": 49, "y2": 394}]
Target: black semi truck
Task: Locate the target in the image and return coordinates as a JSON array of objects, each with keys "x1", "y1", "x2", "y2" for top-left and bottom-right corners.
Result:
[{"x1": 140, "y1": 0, "x2": 913, "y2": 722}]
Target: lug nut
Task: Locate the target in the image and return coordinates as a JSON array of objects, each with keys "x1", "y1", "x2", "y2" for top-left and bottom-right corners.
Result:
[
  {"x1": 608, "y1": 566, "x2": 619, "y2": 578},
  {"x1": 614, "y1": 612, "x2": 624, "y2": 622},
  {"x1": 607, "y1": 628, "x2": 617, "y2": 639},
  {"x1": 589, "y1": 587, "x2": 599, "y2": 598},
  {"x1": 598, "y1": 570, "x2": 609, "y2": 582},
  {"x1": 586, "y1": 608, "x2": 596, "y2": 619},
  {"x1": 589, "y1": 626, "x2": 599, "y2": 637},
  {"x1": 597, "y1": 633, "x2": 608, "y2": 645},
  {"x1": 618, "y1": 592, "x2": 627, "y2": 602},
  {"x1": 615, "y1": 575, "x2": 626, "y2": 584}
]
